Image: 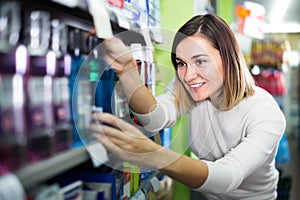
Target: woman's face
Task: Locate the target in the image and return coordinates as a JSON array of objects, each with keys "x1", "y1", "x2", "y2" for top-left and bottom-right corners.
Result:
[{"x1": 175, "y1": 36, "x2": 224, "y2": 102}]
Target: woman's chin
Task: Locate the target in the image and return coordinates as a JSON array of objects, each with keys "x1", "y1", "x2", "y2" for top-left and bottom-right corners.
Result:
[{"x1": 191, "y1": 94, "x2": 208, "y2": 102}]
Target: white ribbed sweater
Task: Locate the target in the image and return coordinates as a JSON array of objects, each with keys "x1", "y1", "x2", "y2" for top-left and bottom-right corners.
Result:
[{"x1": 135, "y1": 82, "x2": 286, "y2": 200}]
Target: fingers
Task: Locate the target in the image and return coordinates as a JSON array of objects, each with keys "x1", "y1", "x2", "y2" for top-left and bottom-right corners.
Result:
[
  {"x1": 92, "y1": 131, "x2": 124, "y2": 156},
  {"x1": 90, "y1": 113, "x2": 170, "y2": 168},
  {"x1": 103, "y1": 37, "x2": 125, "y2": 52},
  {"x1": 91, "y1": 123, "x2": 141, "y2": 156},
  {"x1": 92, "y1": 112, "x2": 130, "y2": 132},
  {"x1": 103, "y1": 37, "x2": 133, "y2": 63},
  {"x1": 90, "y1": 112, "x2": 152, "y2": 154},
  {"x1": 92, "y1": 112, "x2": 120, "y2": 127},
  {"x1": 90, "y1": 123, "x2": 134, "y2": 144},
  {"x1": 102, "y1": 37, "x2": 136, "y2": 76}
]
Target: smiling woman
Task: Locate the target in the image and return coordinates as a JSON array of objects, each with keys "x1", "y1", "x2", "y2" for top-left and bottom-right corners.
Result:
[
  {"x1": 93, "y1": 13, "x2": 286, "y2": 200},
  {"x1": 174, "y1": 36, "x2": 224, "y2": 106},
  {"x1": 171, "y1": 14, "x2": 255, "y2": 112}
]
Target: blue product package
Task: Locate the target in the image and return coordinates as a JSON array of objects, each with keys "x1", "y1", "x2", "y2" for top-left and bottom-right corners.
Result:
[
  {"x1": 60, "y1": 180, "x2": 83, "y2": 200},
  {"x1": 69, "y1": 55, "x2": 85, "y2": 147},
  {"x1": 159, "y1": 128, "x2": 172, "y2": 149},
  {"x1": 90, "y1": 57, "x2": 114, "y2": 114},
  {"x1": 95, "y1": 79, "x2": 104, "y2": 109},
  {"x1": 62, "y1": 172, "x2": 117, "y2": 200},
  {"x1": 101, "y1": 68, "x2": 114, "y2": 114}
]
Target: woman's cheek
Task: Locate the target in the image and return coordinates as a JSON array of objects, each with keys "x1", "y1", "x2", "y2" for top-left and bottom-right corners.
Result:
[{"x1": 177, "y1": 69, "x2": 185, "y2": 80}]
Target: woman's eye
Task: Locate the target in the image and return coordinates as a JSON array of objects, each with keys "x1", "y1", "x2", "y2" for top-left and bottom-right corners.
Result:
[
  {"x1": 176, "y1": 61, "x2": 186, "y2": 68},
  {"x1": 195, "y1": 59, "x2": 206, "y2": 65}
]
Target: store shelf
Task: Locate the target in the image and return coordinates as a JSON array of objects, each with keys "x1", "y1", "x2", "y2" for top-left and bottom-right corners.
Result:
[
  {"x1": 19, "y1": 0, "x2": 141, "y2": 37},
  {"x1": 0, "y1": 1, "x2": 162, "y2": 197},
  {"x1": 15, "y1": 146, "x2": 90, "y2": 189},
  {"x1": 20, "y1": 0, "x2": 94, "y2": 31}
]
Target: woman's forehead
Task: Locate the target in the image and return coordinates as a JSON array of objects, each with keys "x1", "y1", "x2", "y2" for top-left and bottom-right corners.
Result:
[{"x1": 176, "y1": 36, "x2": 217, "y2": 59}]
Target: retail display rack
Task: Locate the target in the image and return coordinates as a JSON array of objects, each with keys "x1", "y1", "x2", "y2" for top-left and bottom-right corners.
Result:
[{"x1": 0, "y1": 0, "x2": 164, "y2": 199}]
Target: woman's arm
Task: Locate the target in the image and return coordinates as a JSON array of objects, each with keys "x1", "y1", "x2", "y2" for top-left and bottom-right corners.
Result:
[
  {"x1": 99, "y1": 39, "x2": 209, "y2": 188},
  {"x1": 103, "y1": 38, "x2": 156, "y2": 114},
  {"x1": 91, "y1": 100, "x2": 286, "y2": 194},
  {"x1": 91, "y1": 112, "x2": 208, "y2": 188},
  {"x1": 160, "y1": 152, "x2": 208, "y2": 188}
]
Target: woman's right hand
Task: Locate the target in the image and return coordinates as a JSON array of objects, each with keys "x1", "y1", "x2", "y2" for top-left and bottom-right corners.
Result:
[
  {"x1": 90, "y1": 112, "x2": 165, "y2": 168},
  {"x1": 102, "y1": 37, "x2": 136, "y2": 77},
  {"x1": 102, "y1": 37, "x2": 156, "y2": 114}
]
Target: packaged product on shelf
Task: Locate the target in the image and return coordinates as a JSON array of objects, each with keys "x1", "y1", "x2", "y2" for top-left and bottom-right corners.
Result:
[
  {"x1": 61, "y1": 171, "x2": 118, "y2": 200},
  {"x1": 130, "y1": 189, "x2": 146, "y2": 200},
  {"x1": 142, "y1": 176, "x2": 160, "y2": 200},
  {"x1": 147, "y1": 0, "x2": 162, "y2": 42},
  {"x1": 87, "y1": 34, "x2": 114, "y2": 114},
  {"x1": 159, "y1": 128, "x2": 172, "y2": 149},
  {"x1": 23, "y1": 10, "x2": 58, "y2": 161},
  {"x1": 122, "y1": 169, "x2": 131, "y2": 199},
  {"x1": 0, "y1": 1, "x2": 28, "y2": 173},
  {"x1": 117, "y1": 0, "x2": 148, "y2": 29},
  {"x1": 0, "y1": 1, "x2": 21, "y2": 52},
  {"x1": 87, "y1": 0, "x2": 113, "y2": 39},
  {"x1": 0, "y1": 46, "x2": 28, "y2": 174},
  {"x1": 68, "y1": 28, "x2": 91, "y2": 147},
  {"x1": 27, "y1": 183, "x2": 62, "y2": 200},
  {"x1": 114, "y1": 83, "x2": 130, "y2": 119},
  {"x1": 142, "y1": 46, "x2": 156, "y2": 96},
  {"x1": 60, "y1": 180, "x2": 83, "y2": 200},
  {"x1": 51, "y1": 19, "x2": 73, "y2": 153},
  {"x1": 122, "y1": 162, "x2": 141, "y2": 197}
]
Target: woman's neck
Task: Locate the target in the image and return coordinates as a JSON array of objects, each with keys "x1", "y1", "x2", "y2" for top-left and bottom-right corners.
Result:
[{"x1": 209, "y1": 85, "x2": 226, "y2": 110}]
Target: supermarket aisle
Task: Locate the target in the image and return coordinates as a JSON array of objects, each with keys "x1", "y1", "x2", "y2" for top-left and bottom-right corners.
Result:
[{"x1": 280, "y1": 138, "x2": 300, "y2": 200}]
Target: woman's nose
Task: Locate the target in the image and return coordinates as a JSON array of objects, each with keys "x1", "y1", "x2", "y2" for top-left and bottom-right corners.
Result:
[{"x1": 185, "y1": 65, "x2": 198, "y2": 82}]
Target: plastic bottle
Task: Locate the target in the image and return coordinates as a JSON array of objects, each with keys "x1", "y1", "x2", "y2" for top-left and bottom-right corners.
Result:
[
  {"x1": 68, "y1": 28, "x2": 91, "y2": 147},
  {"x1": 23, "y1": 10, "x2": 56, "y2": 161},
  {"x1": 0, "y1": 1, "x2": 28, "y2": 173},
  {"x1": 142, "y1": 46, "x2": 156, "y2": 96},
  {"x1": 51, "y1": 19, "x2": 73, "y2": 152},
  {"x1": 86, "y1": 34, "x2": 114, "y2": 114}
]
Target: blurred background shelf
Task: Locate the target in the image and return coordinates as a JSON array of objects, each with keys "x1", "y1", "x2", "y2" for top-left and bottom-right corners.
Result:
[{"x1": 15, "y1": 147, "x2": 89, "y2": 189}]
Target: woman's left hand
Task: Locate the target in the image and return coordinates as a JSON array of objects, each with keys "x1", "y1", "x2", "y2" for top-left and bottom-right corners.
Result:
[{"x1": 90, "y1": 112, "x2": 163, "y2": 168}]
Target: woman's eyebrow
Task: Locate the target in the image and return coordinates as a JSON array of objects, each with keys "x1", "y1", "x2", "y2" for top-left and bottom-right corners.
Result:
[
  {"x1": 175, "y1": 57, "x2": 184, "y2": 61},
  {"x1": 191, "y1": 54, "x2": 208, "y2": 60}
]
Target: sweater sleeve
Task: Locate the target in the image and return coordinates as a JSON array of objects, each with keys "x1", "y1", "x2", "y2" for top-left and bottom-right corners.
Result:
[
  {"x1": 195, "y1": 97, "x2": 286, "y2": 194},
  {"x1": 131, "y1": 79, "x2": 178, "y2": 132}
]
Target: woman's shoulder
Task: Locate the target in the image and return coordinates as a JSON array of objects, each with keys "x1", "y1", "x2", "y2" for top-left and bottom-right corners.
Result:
[
  {"x1": 230, "y1": 85, "x2": 284, "y2": 117},
  {"x1": 245, "y1": 86, "x2": 279, "y2": 104},
  {"x1": 243, "y1": 86, "x2": 286, "y2": 135},
  {"x1": 241, "y1": 86, "x2": 285, "y2": 119}
]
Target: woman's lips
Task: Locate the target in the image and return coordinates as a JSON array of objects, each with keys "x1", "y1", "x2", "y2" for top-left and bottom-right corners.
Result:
[{"x1": 190, "y1": 82, "x2": 205, "y2": 88}]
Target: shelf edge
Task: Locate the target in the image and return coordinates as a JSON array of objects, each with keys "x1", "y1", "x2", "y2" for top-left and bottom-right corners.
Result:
[{"x1": 15, "y1": 147, "x2": 89, "y2": 189}]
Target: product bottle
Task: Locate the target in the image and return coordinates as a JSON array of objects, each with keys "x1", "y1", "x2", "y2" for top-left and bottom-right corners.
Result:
[
  {"x1": 143, "y1": 46, "x2": 156, "y2": 96},
  {"x1": 0, "y1": 1, "x2": 28, "y2": 174},
  {"x1": 51, "y1": 19, "x2": 73, "y2": 152},
  {"x1": 68, "y1": 28, "x2": 91, "y2": 147},
  {"x1": 131, "y1": 43, "x2": 145, "y2": 85},
  {"x1": 87, "y1": 35, "x2": 104, "y2": 113},
  {"x1": 123, "y1": 43, "x2": 144, "y2": 122},
  {"x1": 87, "y1": 34, "x2": 114, "y2": 114},
  {"x1": 23, "y1": 10, "x2": 56, "y2": 161}
]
